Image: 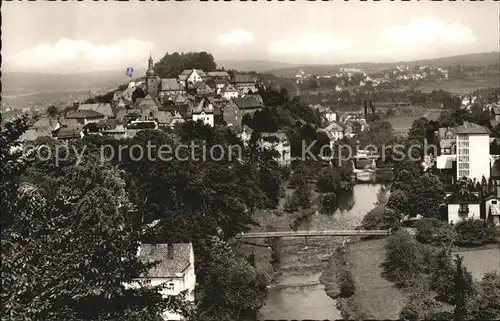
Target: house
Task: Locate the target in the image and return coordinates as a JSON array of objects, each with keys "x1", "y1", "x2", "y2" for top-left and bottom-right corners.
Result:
[
  {"x1": 178, "y1": 69, "x2": 206, "y2": 87},
  {"x1": 52, "y1": 126, "x2": 84, "y2": 140},
  {"x1": 232, "y1": 95, "x2": 263, "y2": 118},
  {"x1": 490, "y1": 106, "x2": 500, "y2": 123},
  {"x1": 322, "y1": 121, "x2": 344, "y2": 141},
  {"x1": 324, "y1": 111, "x2": 337, "y2": 123},
  {"x1": 127, "y1": 243, "x2": 196, "y2": 321},
  {"x1": 206, "y1": 71, "x2": 231, "y2": 81},
  {"x1": 193, "y1": 81, "x2": 213, "y2": 96},
  {"x1": 485, "y1": 194, "x2": 500, "y2": 226},
  {"x1": 220, "y1": 83, "x2": 239, "y2": 100},
  {"x1": 65, "y1": 110, "x2": 105, "y2": 125},
  {"x1": 77, "y1": 103, "x2": 115, "y2": 119},
  {"x1": 160, "y1": 78, "x2": 186, "y2": 98},
  {"x1": 438, "y1": 127, "x2": 457, "y2": 155},
  {"x1": 191, "y1": 99, "x2": 214, "y2": 127},
  {"x1": 231, "y1": 74, "x2": 258, "y2": 94},
  {"x1": 222, "y1": 100, "x2": 242, "y2": 129},
  {"x1": 260, "y1": 132, "x2": 291, "y2": 166},
  {"x1": 447, "y1": 188, "x2": 481, "y2": 224},
  {"x1": 169, "y1": 111, "x2": 185, "y2": 129},
  {"x1": 455, "y1": 121, "x2": 490, "y2": 181}
]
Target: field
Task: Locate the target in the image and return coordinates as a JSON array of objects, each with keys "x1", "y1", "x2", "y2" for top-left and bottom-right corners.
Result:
[
  {"x1": 455, "y1": 245, "x2": 500, "y2": 281},
  {"x1": 416, "y1": 77, "x2": 500, "y2": 94},
  {"x1": 387, "y1": 110, "x2": 441, "y2": 131},
  {"x1": 344, "y1": 238, "x2": 407, "y2": 319}
]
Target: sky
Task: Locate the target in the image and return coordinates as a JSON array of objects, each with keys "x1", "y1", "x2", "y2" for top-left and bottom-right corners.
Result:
[{"x1": 3, "y1": 1, "x2": 499, "y2": 74}]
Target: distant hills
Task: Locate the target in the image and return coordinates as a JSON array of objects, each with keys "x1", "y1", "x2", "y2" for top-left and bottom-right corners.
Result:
[
  {"x1": 2, "y1": 51, "x2": 498, "y2": 97},
  {"x1": 266, "y1": 51, "x2": 500, "y2": 78}
]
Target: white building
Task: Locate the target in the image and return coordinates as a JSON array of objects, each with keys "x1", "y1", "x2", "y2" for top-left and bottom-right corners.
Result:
[
  {"x1": 322, "y1": 121, "x2": 344, "y2": 141},
  {"x1": 260, "y1": 132, "x2": 291, "y2": 166},
  {"x1": 447, "y1": 190, "x2": 481, "y2": 224},
  {"x1": 191, "y1": 99, "x2": 214, "y2": 127},
  {"x1": 126, "y1": 243, "x2": 196, "y2": 321},
  {"x1": 455, "y1": 121, "x2": 490, "y2": 181},
  {"x1": 485, "y1": 195, "x2": 500, "y2": 226}
]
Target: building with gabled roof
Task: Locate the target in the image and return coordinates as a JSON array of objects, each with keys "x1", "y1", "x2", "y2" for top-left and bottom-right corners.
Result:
[
  {"x1": 178, "y1": 69, "x2": 206, "y2": 87},
  {"x1": 77, "y1": 103, "x2": 115, "y2": 119},
  {"x1": 231, "y1": 74, "x2": 258, "y2": 94},
  {"x1": 125, "y1": 243, "x2": 195, "y2": 321},
  {"x1": 220, "y1": 83, "x2": 239, "y2": 100},
  {"x1": 232, "y1": 95, "x2": 263, "y2": 117},
  {"x1": 191, "y1": 98, "x2": 214, "y2": 127},
  {"x1": 160, "y1": 78, "x2": 185, "y2": 97}
]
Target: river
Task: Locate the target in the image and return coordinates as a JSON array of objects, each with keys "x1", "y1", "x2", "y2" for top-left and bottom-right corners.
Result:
[{"x1": 257, "y1": 183, "x2": 383, "y2": 320}]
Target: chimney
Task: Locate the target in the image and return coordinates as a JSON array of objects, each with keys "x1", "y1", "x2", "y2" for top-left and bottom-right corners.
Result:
[{"x1": 167, "y1": 243, "x2": 174, "y2": 260}]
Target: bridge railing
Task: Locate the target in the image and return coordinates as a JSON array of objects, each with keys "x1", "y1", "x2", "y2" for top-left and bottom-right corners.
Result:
[{"x1": 236, "y1": 229, "x2": 391, "y2": 239}]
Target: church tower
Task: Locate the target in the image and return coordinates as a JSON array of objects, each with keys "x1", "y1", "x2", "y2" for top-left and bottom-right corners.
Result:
[{"x1": 145, "y1": 54, "x2": 159, "y2": 98}]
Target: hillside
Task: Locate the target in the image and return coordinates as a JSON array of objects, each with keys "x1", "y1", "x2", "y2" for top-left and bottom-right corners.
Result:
[
  {"x1": 218, "y1": 60, "x2": 298, "y2": 73},
  {"x1": 2, "y1": 69, "x2": 146, "y2": 96},
  {"x1": 266, "y1": 51, "x2": 500, "y2": 78}
]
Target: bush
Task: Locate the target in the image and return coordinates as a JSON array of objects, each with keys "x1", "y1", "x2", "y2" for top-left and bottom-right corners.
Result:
[
  {"x1": 400, "y1": 290, "x2": 451, "y2": 321},
  {"x1": 320, "y1": 193, "x2": 337, "y2": 214},
  {"x1": 415, "y1": 218, "x2": 456, "y2": 247},
  {"x1": 382, "y1": 230, "x2": 426, "y2": 287},
  {"x1": 360, "y1": 205, "x2": 400, "y2": 230},
  {"x1": 338, "y1": 267, "x2": 355, "y2": 298},
  {"x1": 454, "y1": 219, "x2": 498, "y2": 247},
  {"x1": 316, "y1": 167, "x2": 341, "y2": 193},
  {"x1": 294, "y1": 182, "x2": 311, "y2": 209},
  {"x1": 284, "y1": 195, "x2": 298, "y2": 213}
]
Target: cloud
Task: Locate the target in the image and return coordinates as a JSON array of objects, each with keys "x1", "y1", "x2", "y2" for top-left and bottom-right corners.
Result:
[
  {"x1": 382, "y1": 17, "x2": 476, "y2": 57},
  {"x1": 268, "y1": 34, "x2": 352, "y2": 56},
  {"x1": 217, "y1": 29, "x2": 254, "y2": 45},
  {"x1": 6, "y1": 38, "x2": 155, "y2": 73}
]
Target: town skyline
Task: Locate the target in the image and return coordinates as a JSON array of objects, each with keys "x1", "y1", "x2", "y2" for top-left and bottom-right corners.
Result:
[{"x1": 3, "y1": 1, "x2": 499, "y2": 74}]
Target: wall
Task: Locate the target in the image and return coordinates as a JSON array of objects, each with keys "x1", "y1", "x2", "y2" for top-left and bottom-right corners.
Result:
[
  {"x1": 448, "y1": 203, "x2": 481, "y2": 224},
  {"x1": 468, "y1": 134, "x2": 490, "y2": 181}
]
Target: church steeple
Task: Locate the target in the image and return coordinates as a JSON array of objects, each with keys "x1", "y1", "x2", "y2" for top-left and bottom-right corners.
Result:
[{"x1": 146, "y1": 53, "x2": 155, "y2": 77}]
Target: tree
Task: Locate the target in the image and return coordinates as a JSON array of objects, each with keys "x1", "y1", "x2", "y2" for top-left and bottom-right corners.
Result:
[
  {"x1": 431, "y1": 250, "x2": 473, "y2": 304},
  {"x1": 382, "y1": 230, "x2": 425, "y2": 287},
  {"x1": 454, "y1": 255, "x2": 473, "y2": 321},
  {"x1": 408, "y1": 117, "x2": 429, "y2": 146},
  {"x1": 47, "y1": 105, "x2": 59, "y2": 117},
  {"x1": 320, "y1": 193, "x2": 337, "y2": 214},
  {"x1": 154, "y1": 52, "x2": 217, "y2": 78},
  {"x1": 316, "y1": 167, "x2": 342, "y2": 193},
  {"x1": 386, "y1": 189, "x2": 408, "y2": 217},
  {"x1": 2, "y1": 140, "x2": 191, "y2": 320},
  {"x1": 293, "y1": 181, "x2": 311, "y2": 209},
  {"x1": 195, "y1": 236, "x2": 267, "y2": 320},
  {"x1": 467, "y1": 272, "x2": 500, "y2": 320},
  {"x1": 406, "y1": 173, "x2": 445, "y2": 218}
]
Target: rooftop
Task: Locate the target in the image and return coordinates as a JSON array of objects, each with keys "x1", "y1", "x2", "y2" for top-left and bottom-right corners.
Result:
[
  {"x1": 161, "y1": 78, "x2": 183, "y2": 91},
  {"x1": 78, "y1": 103, "x2": 114, "y2": 118},
  {"x1": 138, "y1": 243, "x2": 192, "y2": 278},
  {"x1": 455, "y1": 121, "x2": 489, "y2": 135},
  {"x1": 66, "y1": 110, "x2": 104, "y2": 119},
  {"x1": 232, "y1": 95, "x2": 263, "y2": 109}
]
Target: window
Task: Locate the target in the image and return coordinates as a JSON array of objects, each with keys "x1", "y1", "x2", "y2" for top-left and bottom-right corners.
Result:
[
  {"x1": 459, "y1": 163, "x2": 469, "y2": 169},
  {"x1": 166, "y1": 282, "x2": 174, "y2": 290},
  {"x1": 458, "y1": 204, "x2": 469, "y2": 217},
  {"x1": 459, "y1": 170, "x2": 470, "y2": 177},
  {"x1": 492, "y1": 201, "x2": 498, "y2": 205},
  {"x1": 458, "y1": 156, "x2": 469, "y2": 162}
]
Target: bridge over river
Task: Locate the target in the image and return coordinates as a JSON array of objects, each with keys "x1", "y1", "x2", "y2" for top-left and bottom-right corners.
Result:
[{"x1": 236, "y1": 229, "x2": 391, "y2": 239}]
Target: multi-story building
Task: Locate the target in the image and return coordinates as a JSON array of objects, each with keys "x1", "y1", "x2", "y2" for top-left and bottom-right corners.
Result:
[{"x1": 455, "y1": 121, "x2": 490, "y2": 181}]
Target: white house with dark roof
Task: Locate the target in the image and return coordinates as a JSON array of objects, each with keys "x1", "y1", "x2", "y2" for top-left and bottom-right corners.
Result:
[
  {"x1": 178, "y1": 69, "x2": 206, "y2": 87},
  {"x1": 220, "y1": 83, "x2": 239, "y2": 100},
  {"x1": 127, "y1": 243, "x2": 195, "y2": 321},
  {"x1": 447, "y1": 187, "x2": 481, "y2": 224},
  {"x1": 191, "y1": 99, "x2": 214, "y2": 127}
]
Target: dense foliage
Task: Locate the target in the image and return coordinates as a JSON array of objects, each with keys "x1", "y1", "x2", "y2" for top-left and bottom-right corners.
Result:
[{"x1": 154, "y1": 52, "x2": 217, "y2": 78}]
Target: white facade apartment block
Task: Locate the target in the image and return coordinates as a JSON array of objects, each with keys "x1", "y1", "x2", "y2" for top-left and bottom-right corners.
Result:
[{"x1": 456, "y1": 133, "x2": 490, "y2": 182}]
